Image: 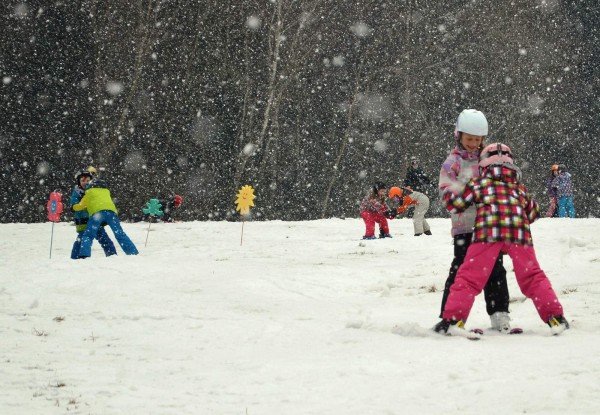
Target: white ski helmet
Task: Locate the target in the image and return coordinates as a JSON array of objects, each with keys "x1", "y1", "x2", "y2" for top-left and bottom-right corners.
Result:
[{"x1": 455, "y1": 109, "x2": 488, "y2": 137}]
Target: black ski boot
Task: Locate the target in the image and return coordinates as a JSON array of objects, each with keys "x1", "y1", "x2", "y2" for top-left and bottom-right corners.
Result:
[{"x1": 547, "y1": 315, "x2": 570, "y2": 335}]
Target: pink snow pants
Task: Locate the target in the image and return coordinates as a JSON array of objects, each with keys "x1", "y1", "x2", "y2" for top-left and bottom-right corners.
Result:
[
  {"x1": 442, "y1": 242, "x2": 564, "y2": 323},
  {"x1": 361, "y1": 211, "x2": 389, "y2": 237}
]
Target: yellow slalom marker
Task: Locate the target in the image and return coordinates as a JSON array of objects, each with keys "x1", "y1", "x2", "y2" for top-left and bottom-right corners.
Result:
[{"x1": 235, "y1": 185, "x2": 256, "y2": 245}]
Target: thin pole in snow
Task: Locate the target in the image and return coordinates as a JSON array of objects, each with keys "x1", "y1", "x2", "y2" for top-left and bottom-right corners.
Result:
[
  {"x1": 240, "y1": 219, "x2": 245, "y2": 246},
  {"x1": 145, "y1": 221, "x2": 152, "y2": 247},
  {"x1": 49, "y1": 222, "x2": 55, "y2": 259}
]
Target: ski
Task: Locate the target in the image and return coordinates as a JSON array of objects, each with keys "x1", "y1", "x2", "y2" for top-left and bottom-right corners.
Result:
[
  {"x1": 447, "y1": 325, "x2": 481, "y2": 340},
  {"x1": 474, "y1": 327, "x2": 524, "y2": 335}
]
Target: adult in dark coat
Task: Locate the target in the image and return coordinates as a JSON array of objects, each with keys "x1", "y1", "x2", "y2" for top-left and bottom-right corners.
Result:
[{"x1": 404, "y1": 157, "x2": 431, "y2": 193}]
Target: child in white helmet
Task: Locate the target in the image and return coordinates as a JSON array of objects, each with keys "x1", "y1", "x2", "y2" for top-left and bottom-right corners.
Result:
[
  {"x1": 436, "y1": 109, "x2": 516, "y2": 333},
  {"x1": 435, "y1": 143, "x2": 568, "y2": 336}
]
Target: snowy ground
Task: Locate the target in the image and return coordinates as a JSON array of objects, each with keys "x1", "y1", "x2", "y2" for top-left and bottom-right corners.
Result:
[{"x1": 1, "y1": 218, "x2": 600, "y2": 414}]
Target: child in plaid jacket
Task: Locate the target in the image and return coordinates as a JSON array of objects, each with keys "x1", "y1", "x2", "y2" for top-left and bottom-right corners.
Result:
[
  {"x1": 436, "y1": 143, "x2": 569, "y2": 335},
  {"x1": 360, "y1": 182, "x2": 391, "y2": 239}
]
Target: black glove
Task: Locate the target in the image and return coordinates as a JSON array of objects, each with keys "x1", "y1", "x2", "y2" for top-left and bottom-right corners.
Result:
[{"x1": 385, "y1": 209, "x2": 397, "y2": 219}]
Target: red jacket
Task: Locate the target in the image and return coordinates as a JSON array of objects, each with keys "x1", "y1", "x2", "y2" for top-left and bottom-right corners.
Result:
[{"x1": 443, "y1": 166, "x2": 539, "y2": 245}]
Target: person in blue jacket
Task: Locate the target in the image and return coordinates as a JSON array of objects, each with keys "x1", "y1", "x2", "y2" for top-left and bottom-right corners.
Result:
[{"x1": 70, "y1": 167, "x2": 117, "y2": 259}]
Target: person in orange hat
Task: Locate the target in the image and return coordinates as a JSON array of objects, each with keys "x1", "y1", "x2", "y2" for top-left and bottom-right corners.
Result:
[
  {"x1": 388, "y1": 186, "x2": 431, "y2": 236},
  {"x1": 545, "y1": 165, "x2": 559, "y2": 217}
]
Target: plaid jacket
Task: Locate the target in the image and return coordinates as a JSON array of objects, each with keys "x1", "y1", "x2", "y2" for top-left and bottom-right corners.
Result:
[
  {"x1": 443, "y1": 166, "x2": 540, "y2": 245},
  {"x1": 360, "y1": 192, "x2": 388, "y2": 215}
]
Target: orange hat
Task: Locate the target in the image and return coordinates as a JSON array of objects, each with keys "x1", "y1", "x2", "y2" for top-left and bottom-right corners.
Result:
[
  {"x1": 389, "y1": 187, "x2": 403, "y2": 198},
  {"x1": 551, "y1": 164, "x2": 559, "y2": 171}
]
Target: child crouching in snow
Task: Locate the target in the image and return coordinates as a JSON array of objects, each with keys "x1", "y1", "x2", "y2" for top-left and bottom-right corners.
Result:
[
  {"x1": 388, "y1": 186, "x2": 431, "y2": 236},
  {"x1": 360, "y1": 182, "x2": 391, "y2": 239},
  {"x1": 434, "y1": 143, "x2": 569, "y2": 336}
]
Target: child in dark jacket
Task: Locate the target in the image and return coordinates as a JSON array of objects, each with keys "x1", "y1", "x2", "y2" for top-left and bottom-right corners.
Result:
[
  {"x1": 434, "y1": 143, "x2": 568, "y2": 337},
  {"x1": 73, "y1": 178, "x2": 139, "y2": 258},
  {"x1": 360, "y1": 182, "x2": 391, "y2": 239},
  {"x1": 70, "y1": 168, "x2": 116, "y2": 259},
  {"x1": 144, "y1": 194, "x2": 184, "y2": 222},
  {"x1": 160, "y1": 194, "x2": 183, "y2": 222}
]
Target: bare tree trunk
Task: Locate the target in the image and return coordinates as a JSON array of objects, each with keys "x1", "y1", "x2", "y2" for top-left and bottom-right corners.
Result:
[
  {"x1": 100, "y1": 0, "x2": 154, "y2": 166},
  {"x1": 320, "y1": 74, "x2": 362, "y2": 218},
  {"x1": 257, "y1": 0, "x2": 283, "y2": 149},
  {"x1": 233, "y1": 24, "x2": 254, "y2": 190},
  {"x1": 90, "y1": 0, "x2": 109, "y2": 165},
  {"x1": 234, "y1": 0, "x2": 284, "y2": 189},
  {"x1": 255, "y1": 1, "x2": 322, "y2": 194}
]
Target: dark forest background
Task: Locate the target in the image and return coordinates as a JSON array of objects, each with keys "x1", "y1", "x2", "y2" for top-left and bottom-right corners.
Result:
[{"x1": 1, "y1": 0, "x2": 599, "y2": 222}]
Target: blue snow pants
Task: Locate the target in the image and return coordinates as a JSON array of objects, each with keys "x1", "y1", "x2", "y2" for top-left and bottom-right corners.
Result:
[
  {"x1": 78, "y1": 211, "x2": 138, "y2": 258},
  {"x1": 558, "y1": 196, "x2": 576, "y2": 218},
  {"x1": 71, "y1": 226, "x2": 117, "y2": 259}
]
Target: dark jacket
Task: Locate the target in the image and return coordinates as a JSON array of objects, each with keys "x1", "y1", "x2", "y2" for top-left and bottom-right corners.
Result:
[{"x1": 404, "y1": 167, "x2": 430, "y2": 192}]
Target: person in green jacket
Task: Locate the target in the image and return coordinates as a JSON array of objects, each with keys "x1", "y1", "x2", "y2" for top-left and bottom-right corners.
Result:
[
  {"x1": 73, "y1": 179, "x2": 138, "y2": 258},
  {"x1": 70, "y1": 168, "x2": 116, "y2": 259}
]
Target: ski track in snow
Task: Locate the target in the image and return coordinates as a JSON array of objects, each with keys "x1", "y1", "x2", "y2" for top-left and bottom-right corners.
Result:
[{"x1": 1, "y1": 218, "x2": 600, "y2": 414}]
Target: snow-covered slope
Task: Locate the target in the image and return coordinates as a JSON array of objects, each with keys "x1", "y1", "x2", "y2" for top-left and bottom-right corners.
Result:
[{"x1": 1, "y1": 218, "x2": 600, "y2": 414}]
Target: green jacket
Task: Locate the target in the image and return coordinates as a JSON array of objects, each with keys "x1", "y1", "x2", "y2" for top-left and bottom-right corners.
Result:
[{"x1": 73, "y1": 181, "x2": 118, "y2": 216}]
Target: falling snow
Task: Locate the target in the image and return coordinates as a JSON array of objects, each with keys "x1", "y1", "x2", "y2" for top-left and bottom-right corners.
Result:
[
  {"x1": 105, "y1": 81, "x2": 124, "y2": 96},
  {"x1": 0, "y1": 0, "x2": 597, "y2": 224}
]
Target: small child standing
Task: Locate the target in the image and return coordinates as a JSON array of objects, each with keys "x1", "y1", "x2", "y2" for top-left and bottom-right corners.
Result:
[
  {"x1": 435, "y1": 143, "x2": 568, "y2": 336},
  {"x1": 359, "y1": 182, "x2": 391, "y2": 239},
  {"x1": 388, "y1": 186, "x2": 431, "y2": 236},
  {"x1": 552, "y1": 164, "x2": 576, "y2": 218},
  {"x1": 70, "y1": 168, "x2": 116, "y2": 259},
  {"x1": 73, "y1": 178, "x2": 139, "y2": 258}
]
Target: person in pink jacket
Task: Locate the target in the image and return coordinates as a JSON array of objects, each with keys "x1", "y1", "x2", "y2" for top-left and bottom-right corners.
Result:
[
  {"x1": 434, "y1": 143, "x2": 569, "y2": 337},
  {"x1": 437, "y1": 109, "x2": 514, "y2": 333}
]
